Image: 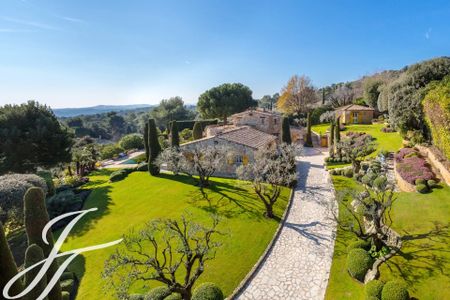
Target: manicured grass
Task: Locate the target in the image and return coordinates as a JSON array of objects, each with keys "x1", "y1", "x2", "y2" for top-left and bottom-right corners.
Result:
[
  {"x1": 61, "y1": 170, "x2": 290, "y2": 299},
  {"x1": 325, "y1": 176, "x2": 450, "y2": 300}
]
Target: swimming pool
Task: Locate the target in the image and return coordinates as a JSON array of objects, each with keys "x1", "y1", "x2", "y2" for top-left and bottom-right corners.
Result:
[{"x1": 119, "y1": 158, "x2": 137, "y2": 164}]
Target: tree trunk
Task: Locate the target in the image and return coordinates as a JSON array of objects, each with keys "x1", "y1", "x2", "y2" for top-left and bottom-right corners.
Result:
[
  {"x1": 264, "y1": 203, "x2": 274, "y2": 218},
  {"x1": 67, "y1": 165, "x2": 72, "y2": 176},
  {"x1": 352, "y1": 160, "x2": 361, "y2": 173},
  {"x1": 76, "y1": 161, "x2": 80, "y2": 175},
  {"x1": 223, "y1": 114, "x2": 227, "y2": 125},
  {"x1": 181, "y1": 288, "x2": 192, "y2": 300}
]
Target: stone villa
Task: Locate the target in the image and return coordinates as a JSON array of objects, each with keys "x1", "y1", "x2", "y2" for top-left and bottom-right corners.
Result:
[{"x1": 335, "y1": 104, "x2": 374, "y2": 125}]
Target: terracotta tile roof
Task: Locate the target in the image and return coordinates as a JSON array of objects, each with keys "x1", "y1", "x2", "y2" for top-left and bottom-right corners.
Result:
[
  {"x1": 336, "y1": 104, "x2": 374, "y2": 111},
  {"x1": 231, "y1": 108, "x2": 280, "y2": 118},
  {"x1": 216, "y1": 126, "x2": 277, "y2": 149}
]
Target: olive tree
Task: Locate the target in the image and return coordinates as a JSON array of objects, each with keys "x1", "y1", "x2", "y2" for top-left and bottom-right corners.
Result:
[
  {"x1": 336, "y1": 134, "x2": 375, "y2": 173},
  {"x1": 237, "y1": 143, "x2": 299, "y2": 218},
  {"x1": 102, "y1": 214, "x2": 222, "y2": 300}
]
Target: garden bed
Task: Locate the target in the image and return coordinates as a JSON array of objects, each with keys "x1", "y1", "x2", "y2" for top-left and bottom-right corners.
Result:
[{"x1": 394, "y1": 148, "x2": 435, "y2": 192}]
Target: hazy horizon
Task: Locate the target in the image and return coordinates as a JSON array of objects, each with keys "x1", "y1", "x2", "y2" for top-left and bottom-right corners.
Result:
[{"x1": 1, "y1": 0, "x2": 449, "y2": 108}]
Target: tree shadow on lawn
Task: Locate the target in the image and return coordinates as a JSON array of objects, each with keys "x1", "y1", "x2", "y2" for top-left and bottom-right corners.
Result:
[{"x1": 384, "y1": 222, "x2": 450, "y2": 287}]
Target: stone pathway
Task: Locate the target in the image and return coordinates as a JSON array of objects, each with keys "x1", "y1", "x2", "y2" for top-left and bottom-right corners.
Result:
[{"x1": 235, "y1": 147, "x2": 337, "y2": 300}]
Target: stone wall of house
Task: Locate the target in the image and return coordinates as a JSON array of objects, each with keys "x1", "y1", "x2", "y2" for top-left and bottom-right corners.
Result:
[
  {"x1": 339, "y1": 110, "x2": 373, "y2": 124},
  {"x1": 231, "y1": 111, "x2": 281, "y2": 135},
  {"x1": 180, "y1": 137, "x2": 256, "y2": 177}
]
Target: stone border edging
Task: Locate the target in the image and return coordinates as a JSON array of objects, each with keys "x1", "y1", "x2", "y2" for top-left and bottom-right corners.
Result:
[
  {"x1": 393, "y1": 159, "x2": 416, "y2": 192},
  {"x1": 416, "y1": 145, "x2": 450, "y2": 186},
  {"x1": 227, "y1": 187, "x2": 296, "y2": 300}
]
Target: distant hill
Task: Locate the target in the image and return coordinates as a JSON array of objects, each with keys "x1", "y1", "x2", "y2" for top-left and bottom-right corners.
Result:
[{"x1": 53, "y1": 104, "x2": 153, "y2": 117}]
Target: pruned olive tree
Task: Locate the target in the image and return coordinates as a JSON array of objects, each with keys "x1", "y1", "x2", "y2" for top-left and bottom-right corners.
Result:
[
  {"x1": 237, "y1": 143, "x2": 299, "y2": 218},
  {"x1": 102, "y1": 214, "x2": 222, "y2": 300},
  {"x1": 336, "y1": 134, "x2": 375, "y2": 173}
]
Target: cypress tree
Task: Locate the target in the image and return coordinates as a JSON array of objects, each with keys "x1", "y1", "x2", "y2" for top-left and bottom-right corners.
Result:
[
  {"x1": 144, "y1": 122, "x2": 149, "y2": 162},
  {"x1": 281, "y1": 117, "x2": 292, "y2": 144},
  {"x1": 24, "y1": 244, "x2": 48, "y2": 300},
  {"x1": 329, "y1": 121, "x2": 335, "y2": 156},
  {"x1": 192, "y1": 122, "x2": 203, "y2": 140},
  {"x1": 147, "y1": 119, "x2": 161, "y2": 176},
  {"x1": 304, "y1": 112, "x2": 313, "y2": 147},
  {"x1": 24, "y1": 187, "x2": 62, "y2": 300},
  {"x1": 0, "y1": 221, "x2": 23, "y2": 297},
  {"x1": 335, "y1": 116, "x2": 341, "y2": 143},
  {"x1": 170, "y1": 120, "x2": 180, "y2": 147}
]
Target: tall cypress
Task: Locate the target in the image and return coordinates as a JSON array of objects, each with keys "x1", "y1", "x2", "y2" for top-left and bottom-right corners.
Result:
[
  {"x1": 304, "y1": 112, "x2": 313, "y2": 147},
  {"x1": 281, "y1": 117, "x2": 292, "y2": 144},
  {"x1": 147, "y1": 119, "x2": 161, "y2": 176},
  {"x1": 334, "y1": 117, "x2": 341, "y2": 157},
  {"x1": 170, "y1": 121, "x2": 180, "y2": 147},
  {"x1": 192, "y1": 122, "x2": 203, "y2": 140},
  {"x1": 0, "y1": 221, "x2": 23, "y2": 297},
  {"x1": 24, "y1": 244, "x2": 48, "y2": 300},
  {"x1": 24, "y1": 187, "x2": 62, "y2": 300},
  {"x1": 144, "y1": 122, "x2": 149, "y2": 162},
  {"x1": 329, "y1": 121, "x2": 335, "y2": 156}
]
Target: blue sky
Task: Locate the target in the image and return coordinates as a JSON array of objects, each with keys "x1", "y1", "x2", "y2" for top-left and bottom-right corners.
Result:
[{"x1": 1, "y1": 0, "x2": 449, "y2": 108}]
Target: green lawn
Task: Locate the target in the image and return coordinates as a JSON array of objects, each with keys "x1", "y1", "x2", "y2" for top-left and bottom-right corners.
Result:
[
  {"x1": 325, "y1": 176, "x2": 450, "y2": 300},
  {"x1": 61, "y1": 170, "x2": 290, "y2": 299}
]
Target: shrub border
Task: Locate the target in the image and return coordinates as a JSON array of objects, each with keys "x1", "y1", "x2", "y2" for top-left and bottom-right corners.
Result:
[{"x1": 227, "y1": 187, "x2": 296, "y2": 299}]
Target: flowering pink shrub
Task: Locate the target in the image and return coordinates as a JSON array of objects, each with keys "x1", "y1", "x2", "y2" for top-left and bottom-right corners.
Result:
[{"x1": 396, "y1": 148, "x2": 435, "y2": 184}]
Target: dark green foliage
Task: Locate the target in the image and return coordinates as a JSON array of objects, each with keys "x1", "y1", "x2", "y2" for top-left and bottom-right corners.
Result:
[
  {"x1": 60, "y1": 279, "x2": 75, "y2": 293},
  {"x1": 373, "y1": 176, "x2": 388, "y2": 191},
  {"x1": 109, "y1": 170, "x2": 128, "y2": 182},
  {"x1": 170, "y1": 121, "x2": 180, "y2": 147},
  {"x1": 164, "y1": 293, "x2": 182, "y2": 300},
  {"x1": 347, "y1": 239, "x2": 371, "y2": 251},
  {"x1": 0, "y1": 101, "x2": 73, "y2": 174},
  {"x1": 193, "y1": 122, "x2": 203, "y2": 140},
  {"x1": 60, "y1": 272, "x2": 75, "y2": 281},
  {"x1": 148, "y1": 119, "x2": 161, "y2": 176},
  {"x1": 381, "y1": 280, "x2": 409, "y2": 300},
  {"x1": 304, "y1": 112, "x2": 313, "y2": 147},
  {"x1": 427, "y1": 179, "x2": 437, "y2": 188},
  {"x1": 24, "y1": 187, "x2": 62, "y2": 300},
  {"x1": 192, "y1": 283, "x2": 224, "y2": 300},
  {"x1": 329, "y1": 122, "x2": 335, "y2": 155},
  {"x1": 0, "y1": 221, "x2": 23, "y2": 296},
  {"x1": 100, "y1": 144, "x2": 123, "y2": 160},
  {"x1": 150, "y1": 97, "x2": 196, "y2": 129},
  {"x1": 415, "y1": 178, "x2": 426, "y2": 185},
  {"x1": 197, "y1": 83, "x2": 257, "y2": 124},
  {"x1": 335, "y1": 117, "x2": 341, "y2": 143},
  {"x1": 364, "y1": 79, "x2": 383, "y2": 109},
  {"x1": 61, "y1": 292, "x2": 70, "y2": 300},
  {"x1": 119, "y1": 133, "x2": 144, "y2": 150},
  {"x1": 416, "y1": 183, "x2": 429, "y2": 193},
  {"x1": 145, "y1": 286, "x2": 171, "y2": 300},
  {"x1": 387, "y1": 57, "x2": 450, "y2": 135},
  {"x1": 136, "y1": 162, "x2": 149, "y2": 171},
  {"x1": 347, "y1": 248, "x2": 373, "y2": 281},
  {"x1": 144, "y1": 122, "x2": 150, "y2": 162},
  {"x1": 24, "y1": 244, "x2": 47, "y2": 300},
  {"x1": 37, "y1": 170, "x2": 55, "y2": 196},
  {"x1": 344, "y1": 168, "x2": 353, "y2": 178},
  {"x1": 281, "y1": 117, "x2": 292, "y2": 144},
  {"x1": 175, "y1": 120, "x2": 218, "y2": 132},
  {"x1": 46, "y1": 190, "x2": 83, "y2": 219},
  {"x1": 365, "y1": 280, "x2": 385, "y2": 300},
  {"x1": 310, "y1": 105, "x2": 333, "y2": 125}
]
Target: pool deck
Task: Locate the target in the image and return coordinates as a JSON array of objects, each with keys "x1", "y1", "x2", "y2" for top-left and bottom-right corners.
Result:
[{"x1": 101, "y1": 150, "x2": 144, "y2": 169}]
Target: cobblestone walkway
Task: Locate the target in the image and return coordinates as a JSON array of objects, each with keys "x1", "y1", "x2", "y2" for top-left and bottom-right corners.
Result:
[{"x1": 236, "y1": 148, "x2": 337, "y2": 300}]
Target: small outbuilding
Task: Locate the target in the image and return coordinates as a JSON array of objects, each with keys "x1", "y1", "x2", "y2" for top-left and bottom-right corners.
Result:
[{"x1": 335, "y1": 104, "x2": 374, "y2": 125}]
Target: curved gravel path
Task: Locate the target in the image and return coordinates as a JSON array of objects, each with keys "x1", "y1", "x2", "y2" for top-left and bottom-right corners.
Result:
[{"x1": 235, "y1": 148, "x2": 337, "y2": 300}]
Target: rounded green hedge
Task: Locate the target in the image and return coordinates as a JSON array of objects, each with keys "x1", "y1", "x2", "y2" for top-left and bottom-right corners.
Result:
[
  {"x1": 381, "y1": 280, "x2": 409, "y2": 300},
  {"x1": 347, "y1": 248, "x2": 373, "y2": 281},
  {"x1": 427, "y1": 179, "x2": 437, "y2": 188},
  {"x1": 373, "y1": 176, "x2": 387, "y2": 190},
  {"x1": 192, "y1": 283, "x2": 224, "y2": 300},
  {"x1": 415, "y1": 178, "x2": 426, "y2": 185},
  {"x1": 164, "y1": 293, "x2": 182, "y2": 300},
  {"x1": 416, "y1": 183, "x2": 429, "y2": 193},
  {"x1": 347, "y1": 240, "x2": 371, "y2": 252},
  {"x1": 144, "y1": 286, "x2": 170, "y2": 300},
  {"x1": 344, "y1": 168, "x2": 353, "y2": 178},
  {"x1": 365, "y1": 279, "x2": 384, "y2": 300}
]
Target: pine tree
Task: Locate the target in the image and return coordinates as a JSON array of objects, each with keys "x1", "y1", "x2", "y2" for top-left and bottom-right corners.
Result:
[
  {"x1": 281, "y1": 117, "x2": 292, "y2": 144},
  {"x1": 193, "y1": 122, "x2": 203, "y2": 140},
  {"x1": 24, "y1": 187, "x2": 62, "y2": 300},
  {"x1": 24, "y1": 244, "x2": 48, "y2": 300},
  {"x1": 147, "y1": 119, "x2": 161, "y2": 176},
  {"x1": 144, "y1": 122, "x2": 149, "y2": 162},
  {"x1": 304, "y1": 112, "x2": 313, "y2": 147},
  {"x1": 0, "y1": 221, "x2": 23, "y2": 297},
  {"x1": 170, "y1": 121, "x2": 180, "y2": 147}
]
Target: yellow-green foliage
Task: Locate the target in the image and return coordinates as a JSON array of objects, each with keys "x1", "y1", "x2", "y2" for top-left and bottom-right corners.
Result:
[{"x1": 423, "y1": 76, "x2": 450, "y2": 159}]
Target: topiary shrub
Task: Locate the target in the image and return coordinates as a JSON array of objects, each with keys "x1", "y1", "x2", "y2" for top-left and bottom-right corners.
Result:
[
  {"x1": 365, "y1": 279, "x2": 385, "y2": 300},
  {"x1": 381, "y1": 280, "x2": 409, "y2": 300},
  {"x1": 344, "y1": 168, "x2": 354, "y2": 178},
  {"x1": 416, "y1": 183, "x2": 429, "y2": 193},
  {"x1": 347, "y1": 239, "x2": 371, "y2": 252},
  {"x1": 24, "y1": 244, "x2": 47, "y2": 300},
  {"x1": 427, "y1": 179, "x2": 437, "y2": 188},
  {"x1": 192, "y1": 282, "x2": 224, "y2": 300},
  {"x1": 37, "y1": 170, "x2": 55, "y2": 196},
  {"x1": 145, "y1": 286, "x2": 170, "y2": 300},
  {"x1": 415, "y1": 178, "x2": 426, "y2": 185},
  {"x1": 281, "y1": 117, "x2": 292, "y2": 145},
  {"x1": 46, "y1": 190, "x2": 83, "y2": 219},
  {"x1": 347, "y1": 248, "x2": 373, "y2": 281},
  {"x1": 60, "y1": 278, "x2": 75, "y2": 293},
  {"x1": 0, "y1": 221, "x2": 23, "y2": 296},
  {"x1": 109, "y1": 170, "x2": 128, "y2": 182}
]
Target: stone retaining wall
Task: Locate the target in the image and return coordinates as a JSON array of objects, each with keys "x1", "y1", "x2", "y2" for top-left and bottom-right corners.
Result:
[
  {"x1": 393, "y1": 159, "x2": 416, "y2": 192},
  {"x1": 416, "y1": 145, "x2": 450, "y2": 186}
]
